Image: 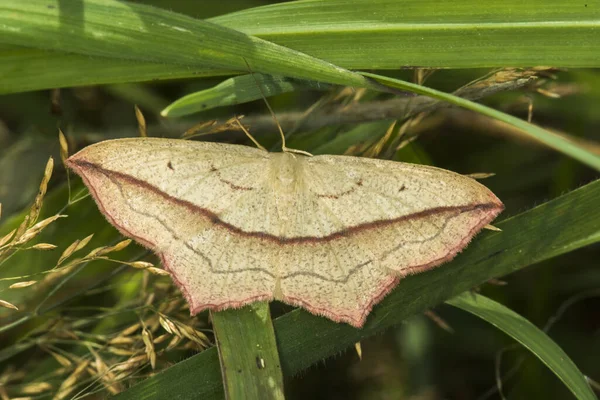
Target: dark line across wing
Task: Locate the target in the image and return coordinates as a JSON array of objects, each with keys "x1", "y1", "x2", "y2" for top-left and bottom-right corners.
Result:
[
  {"x1": 100, "y1": 171, "x2": 474, "y2": 284},
  {"x1": 70, "y1": 159, "x2": 502, "y2": 245}
]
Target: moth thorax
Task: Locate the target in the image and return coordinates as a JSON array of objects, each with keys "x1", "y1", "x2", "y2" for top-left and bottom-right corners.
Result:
[{"x1": 271, "y1": 152, "x2": 302, "y2": 192}]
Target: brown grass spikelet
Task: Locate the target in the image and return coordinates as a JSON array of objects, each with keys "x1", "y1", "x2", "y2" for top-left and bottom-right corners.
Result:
[
  {"x1": 182, "y1": 119, "x2": 217, "y2": 138},
  {"x1": 72, "y1": 233, "x2": 94, "y2": 252},
  {"x1": 57, "y1": 234, "x2": 94, "y2": 265},
  {"x1": 157, "y1": 298, "x2": 184, "y2": 314},
  {"x1": 179, "y1": 324, "x2": 211, "y2": 348},
  {"x1": 19, "y1": 382, "x2": 53, "y2": 395},
  {"x1": 12, "y1": 229, "x2": 38, "y2": 245},
  {"x1": 19, "y1": 215, "x2": 67, "y2": 246},
  {"x1": 166, "y1": 335, "x2": 183, "y2": 351},
  {"x1": 153, "y1": 333, "x2": 170, "y2": 345},
  {"x1": 182, "y1": 115, "x2": 249, "y2": 139},
  {"x1": 159, "y1": 315, "x2": 210, "y2": 348},
  {"x1": 89, "y1": 347, "x2": 124, "y2": 394},
  {"x1": 27, "y1": 157, "x2": 54, "y2": 227},
  {"x1": 108, "y1": 336, "x2": 136, "y2": 346},
  {"x1": 82, "y1": 246, "x2": 107, "y2": 259},
  {"x1": 134, "y1": 105, "x2": 147, "y2": 137},
  {"x1": 29, "y1": 215, "x2": 66, "y2": 233},
  {"x1": 44, "y1": 348, "x2": 72, "y2": 368},
  {"x1": 9, "y1": 281, "x2": 37, "y2": 289},
  {"x1": 158, "y1": 315, "x2": 181, "y2": 336},
  {"x1": 142, "y1": 328, "x2": 156, "y2": 369},
  {"x1": 144, "y1": 313, "x2": 161, "y2": 331},
  {"x1": 29, "y1": 243, "x2": 58, "y2": 250},
  {"x1": 13, "y1": 215, "x2": 30, "y2": 246},
  {"x1": 0, "y1": 299, "x2": 18, "y2": 310},
  {"x1": 111, "y1": 354, "x2": 147, "y2": 374},
  {"x1": 147, "y1": 267, "x2": 170, "y2": 276},
  {"x1": 58, "y1": 129, "x2": 69, "y2": 164},
  {"x1": 121, "y1": 322, "x2": 142, "y2": 336},
  {"x1": 0, "y1": 229, "x2": 15, "y2": 248},
  {"x1": 424, "y1": 310, "x2": 455, "y2": 334},
  {"x1": 87, "y1": 239, "x2": 132, "y2": 258},
  {"x1": 364, "y1": 120, "x2": 397, "y2": 158},
  {"x1": 128, "y1": 261, "x2": 154, "y2": 269},
  {"x1": 108, "y1": 238, "x2": 132, "y2": 252},
  {"x1": 54, "y1": 360, "x2": 90, "y2": 400},
  {"x1": 11, "y1": 215, "x2": 66, "y2": 247},
  {"x1": 354, "y1": 342, "x2": 362, "y2": 361},
  {"x1": 0, "y1": 367, "x2": 26, "y2": 387},
  {"x1": 484, "y1": 224, "x2": 503, "y2": 232},
  {"x1": 467, "y1": 172, "x2": 496, "y2": 179},
  {"x1": 107, "y1": 347, "x2": 137, "y2": 356}
]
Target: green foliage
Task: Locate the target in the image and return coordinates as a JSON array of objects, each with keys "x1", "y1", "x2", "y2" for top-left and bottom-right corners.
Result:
[
  {"x1": 211, "y1": 303, "x2": 284, "y2": 400},
  {"x1": 115, "y1": 180, "x2": 600, "y2": 400},
  {"x1": 448, "y1": 293, "x2": 595, "y2": 400},
  {"x1": 0, "y1": 1, "x2": 598, "y2": 399}
]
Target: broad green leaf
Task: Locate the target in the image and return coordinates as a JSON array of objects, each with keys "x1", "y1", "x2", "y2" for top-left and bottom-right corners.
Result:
[
  {"x1": 115, "y1": 179, "x2": 600, "y2": 399},
  {"x1": 448, "y1": 293, "x2": 596, "y2": 400},
  {"x1": 212, "y1": 303, "x2": 284, "y2": 400}
]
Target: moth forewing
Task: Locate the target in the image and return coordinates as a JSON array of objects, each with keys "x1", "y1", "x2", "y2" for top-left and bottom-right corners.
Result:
[{"x1": 67, "y1": 137, "x2": 503, "y2": 327}]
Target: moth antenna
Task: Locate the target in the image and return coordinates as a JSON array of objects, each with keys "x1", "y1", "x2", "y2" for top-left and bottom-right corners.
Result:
[
  {"x1": 233, "y1": 117, "x2": 267, "y2": 152},
  {"x1": 243, "y1": 59, "x2": 312, "y2": 157}
]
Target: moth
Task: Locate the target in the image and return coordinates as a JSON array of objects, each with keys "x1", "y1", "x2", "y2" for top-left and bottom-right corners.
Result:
[{"x1": 67, "y1": 136, "x2": 503, "y2": 327}]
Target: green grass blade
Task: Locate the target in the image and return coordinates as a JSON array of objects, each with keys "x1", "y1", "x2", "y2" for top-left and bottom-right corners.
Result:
[
  {"x1": 312, "y1": 121, "x2": 390, "y2": 155},
  {"x1": 212, "y1": 0, "x2": 600, "y2": 69},
  {"x1": 447, "y1": 293, "x2": 596, "y2": 400},
  {"x1": 2, "y1": 0, "x2": 600, "y2": 94},
  {"x1": 1, "y1": 1, "x2": 598, "y2": 170},
  {"x1": 0, "y1": 44, "x2": 226, "y2": 95},
  {"x1": 161, "y1": 66, "x2": 600, "y2": 171},
  {"x1": 211, "y1": 303, "x2": 284, "y2": 400},
  {"x1": 361, "y1": 72, "x2": 600, "y2": 171},
  {"x1": 0, "y1": 0, "x2": 366, "y2": 88},
  {"x1": 162, "y1": 68, "x2": 600, "y2": 170},
  {"x1": 161, "y1": 74, "x2": 330, "y2": 117},
  {"x1": 115, "y1": 180, "x2": 600, "y2": 400}
]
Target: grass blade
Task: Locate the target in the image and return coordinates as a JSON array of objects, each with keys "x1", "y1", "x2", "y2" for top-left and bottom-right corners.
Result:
[
  {"x1": 211, "y1": 303, "x2": 284, "y2": 400},
  {"x1": 1, "y1": 1, "x2": 598, "y2": 170},
  {"x1": 447, "y1": 293, "x2": 596, "y2": 400},
  {"x1": 213, "y1": 0, "x2": 600, "y2": 69},
  {"x1": 2, "y1": 0, "x2": 599, "y2": 94},
  {"x1": 362, "y1": 72, "x2": 600, "y2": 171},
  {"x1": 115, "y1": 179, "x2": 600, "y2": 399},
  {"x1": 161, "y1": 74, "x2": 330, "y2": 117},
  {"x1": 0, "y1": 0, "x2": 366, "y2": 88}
]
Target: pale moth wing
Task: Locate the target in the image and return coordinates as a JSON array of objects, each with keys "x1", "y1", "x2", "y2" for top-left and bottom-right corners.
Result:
[{"x1": 67, "y1": 138, "x2": 503, "y2": 327}]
